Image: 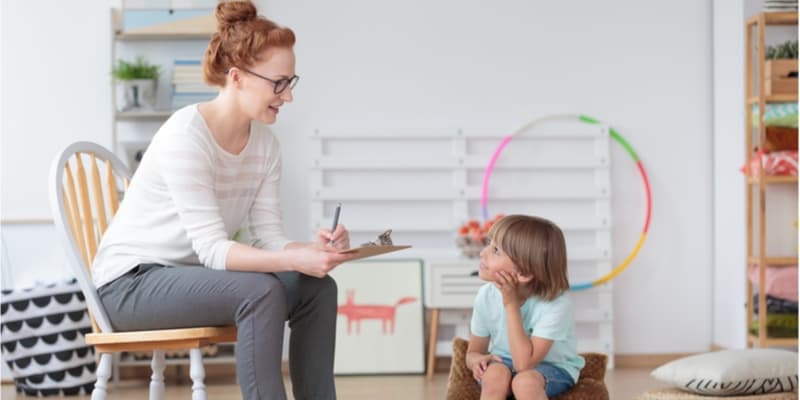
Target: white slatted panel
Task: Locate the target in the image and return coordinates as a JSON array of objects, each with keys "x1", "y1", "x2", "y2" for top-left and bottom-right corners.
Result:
[{"x1": 310, "y1": 120, "x2": 613, "y2": 365}]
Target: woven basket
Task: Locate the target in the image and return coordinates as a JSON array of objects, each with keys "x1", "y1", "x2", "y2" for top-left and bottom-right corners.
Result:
[
  {"x1": 765, "y1": 127, "x2": 799, "y2": 152},
  {"x1": 445, "y1": 337, "x2": 609, "y2": 400},
  {"x1": 636, "y1": 388, "x2": 798, "y2": 400}
]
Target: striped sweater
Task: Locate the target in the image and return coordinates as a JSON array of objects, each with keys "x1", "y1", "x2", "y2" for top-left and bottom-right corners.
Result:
[{"x1": 92, "y1": 105, "x2": 290, "y2": 288}]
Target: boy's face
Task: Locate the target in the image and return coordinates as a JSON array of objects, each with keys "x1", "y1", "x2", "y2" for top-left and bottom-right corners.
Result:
[{"x1": 477, "y1": 239, "x2": 519, "y2": 282}]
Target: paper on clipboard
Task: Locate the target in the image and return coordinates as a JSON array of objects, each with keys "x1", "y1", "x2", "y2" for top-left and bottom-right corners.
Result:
[{"x1": 337, "y1": 245, "x2": 412, "y2": 261}]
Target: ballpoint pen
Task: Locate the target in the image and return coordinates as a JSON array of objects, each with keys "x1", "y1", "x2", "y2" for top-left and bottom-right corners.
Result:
[{"x1": 329, "y1": 203, "x2": 341, "y2": 245}]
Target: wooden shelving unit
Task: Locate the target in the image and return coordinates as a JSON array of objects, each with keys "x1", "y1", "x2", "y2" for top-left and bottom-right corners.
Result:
[
  {"x1": 110, "y1": 8, "x2": 214, "y2": 167},
  {"x1": 743, "y1": 11, "x2": 798, "y2": 349}
]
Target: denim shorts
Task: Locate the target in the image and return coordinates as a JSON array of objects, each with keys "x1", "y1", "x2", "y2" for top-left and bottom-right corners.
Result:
[{"x1": 494, "y1": 357, "x2": 575, "y2": 398}]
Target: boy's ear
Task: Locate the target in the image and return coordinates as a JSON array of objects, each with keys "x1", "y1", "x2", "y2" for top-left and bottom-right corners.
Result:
[{"x1": 517, "y1": 273, "x2": 533, "y2": 283}]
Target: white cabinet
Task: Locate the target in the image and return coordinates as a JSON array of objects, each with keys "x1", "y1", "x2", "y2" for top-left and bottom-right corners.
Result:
[{"x1": 424, "y1": 259, "x2": 483, "y2": 309}]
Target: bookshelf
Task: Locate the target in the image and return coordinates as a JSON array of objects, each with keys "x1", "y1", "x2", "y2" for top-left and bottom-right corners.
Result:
[{"x1": 743, "y1": 11, "x2": 798, "y2": 349}]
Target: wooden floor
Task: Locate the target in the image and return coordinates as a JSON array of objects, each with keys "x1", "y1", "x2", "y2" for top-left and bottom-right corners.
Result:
[{"x1": 2, "y1": 369, "x2": 671, "y2": 399}]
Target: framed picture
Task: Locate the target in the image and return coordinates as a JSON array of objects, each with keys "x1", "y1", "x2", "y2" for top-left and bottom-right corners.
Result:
[{"x1": 329, "y1": 259, "x2": 425, "y2": 374}]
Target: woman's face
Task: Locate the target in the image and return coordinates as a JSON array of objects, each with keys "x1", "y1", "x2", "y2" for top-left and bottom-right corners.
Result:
[{"x1": 236, "y1": 46, "x2": 296, "y2": 124}]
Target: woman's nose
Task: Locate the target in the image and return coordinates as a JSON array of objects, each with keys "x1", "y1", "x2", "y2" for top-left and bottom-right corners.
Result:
[{"x1": 281, "y1": 87, "x2": 294, "y2": 102}]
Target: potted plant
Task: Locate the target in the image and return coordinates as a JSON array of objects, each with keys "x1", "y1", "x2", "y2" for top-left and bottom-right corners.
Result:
[
  {"x1": 764, "y1": 40, "x2": 798, "y2": 95},
  {"x1": 112, "y1": 56, "x2": 161, "y2": 111}
]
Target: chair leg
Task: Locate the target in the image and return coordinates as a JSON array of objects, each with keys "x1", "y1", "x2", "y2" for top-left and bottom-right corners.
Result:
[
  {"x1": 149, "y1": 351, "x2": 166, "y2": 400},
  {"x1": 189, "y1": 348, "x2": 207, "y2": 400},
  {"x1": 92, "y1": 353, "x2": 113, "y2": 400}
]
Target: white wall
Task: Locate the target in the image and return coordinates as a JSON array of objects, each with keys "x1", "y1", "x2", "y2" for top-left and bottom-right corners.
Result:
[
  {"x1": 267, "y1": 0, "x2": 714, "y2": 353},
  {"x1": 1, "y1": 1, "x2": 111, "y2": 221},
  {"x1": 2, "y1": 0, "x2": 714, "y2": 356},
  {"x1": 712, "y1": 0, "x2": 747, "y2": 350}
]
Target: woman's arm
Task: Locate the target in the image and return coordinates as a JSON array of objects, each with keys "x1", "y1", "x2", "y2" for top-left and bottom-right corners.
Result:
[{"x1": 225, "y1": 242, "x2": 352, "y2": 277}]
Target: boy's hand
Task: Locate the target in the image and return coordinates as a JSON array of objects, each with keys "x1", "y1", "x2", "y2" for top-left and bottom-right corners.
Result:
[
  {"x1": 493, "y1": 270, "x2": 522, "y2": 307},
  {"x1": 470, "y1": 353, "x2": 503, "y2": 381}
]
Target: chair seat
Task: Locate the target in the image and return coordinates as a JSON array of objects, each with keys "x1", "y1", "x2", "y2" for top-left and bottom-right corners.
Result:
[{"x1": 86, "y1": 326, "x2": 237, "y2": 352}]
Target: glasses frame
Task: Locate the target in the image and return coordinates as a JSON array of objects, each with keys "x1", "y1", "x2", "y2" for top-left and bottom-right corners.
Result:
[{"x1": 238, "y1": 67, "x2": 299, "y2": 94}]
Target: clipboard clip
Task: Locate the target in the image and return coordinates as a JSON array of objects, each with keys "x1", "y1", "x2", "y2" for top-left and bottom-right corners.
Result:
[{"x1": 361, "y1": 229, "x2": 393, "y2": 247}]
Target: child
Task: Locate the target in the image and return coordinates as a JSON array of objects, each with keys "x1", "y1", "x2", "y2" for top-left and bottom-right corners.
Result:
[{"x1": 466, "y1": 215, "x2": 585, "y2": 399}]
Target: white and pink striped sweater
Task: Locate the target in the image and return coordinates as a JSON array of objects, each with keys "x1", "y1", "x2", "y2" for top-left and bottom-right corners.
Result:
[{"x1": 92, "y1": 105, "x2": 291, "y2": 288}]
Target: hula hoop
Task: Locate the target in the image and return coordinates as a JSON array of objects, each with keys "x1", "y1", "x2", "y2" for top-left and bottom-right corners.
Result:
[{"x1": 480, "y1": 115, "x2": 652, "y2": 291}]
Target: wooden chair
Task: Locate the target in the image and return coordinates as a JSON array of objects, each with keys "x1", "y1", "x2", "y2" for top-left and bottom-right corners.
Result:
[{"x1": 48, "y1": 141, "x2": 237, "y2": 400}]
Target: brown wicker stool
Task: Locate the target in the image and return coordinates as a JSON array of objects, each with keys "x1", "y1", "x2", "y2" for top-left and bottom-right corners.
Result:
[
  {"x1": 635, "y1": 388, "x2": 798, "y2": 400},
  {"x1": 445, "y1": 337, "x2": 609, "y2": 400}
]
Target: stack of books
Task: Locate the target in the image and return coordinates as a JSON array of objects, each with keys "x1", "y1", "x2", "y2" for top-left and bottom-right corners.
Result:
[{"x1": 171, "y1": 59, "x2": 218, "y2": 109}]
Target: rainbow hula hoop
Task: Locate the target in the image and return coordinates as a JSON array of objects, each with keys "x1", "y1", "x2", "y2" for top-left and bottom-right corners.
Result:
[{"x1": 480, "y1": 115, "x2": 652, "y2": 291}]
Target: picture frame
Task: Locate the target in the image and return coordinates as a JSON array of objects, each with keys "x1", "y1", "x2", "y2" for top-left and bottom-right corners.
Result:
[{"x1": 329, "y1": 259, "x2": 425, "y2": 375}]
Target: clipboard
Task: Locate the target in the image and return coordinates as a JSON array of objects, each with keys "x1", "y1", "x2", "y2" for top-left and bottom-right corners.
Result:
[{"x1": 337, "y1": 245, "x2": 411, "y2": 261}]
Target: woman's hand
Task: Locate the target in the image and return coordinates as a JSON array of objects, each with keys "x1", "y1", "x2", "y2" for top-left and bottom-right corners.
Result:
[
  {"x1": 468, "y1": 353, "x2": 502, "y2": 381},
  {"x1": 315, "y1": 224, "x2": 351, "y2": 251},
  {"x1": 288, "y1": 246, "x2": 354, "y2": 278},
  {"x1": 494, "y1": 270, "x2": 523, "y2": 307}
]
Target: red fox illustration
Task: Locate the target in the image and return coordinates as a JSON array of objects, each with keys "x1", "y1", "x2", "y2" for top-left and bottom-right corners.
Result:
[{"x1": 337, "y1": 289, "x2": 417, "y2": 335}]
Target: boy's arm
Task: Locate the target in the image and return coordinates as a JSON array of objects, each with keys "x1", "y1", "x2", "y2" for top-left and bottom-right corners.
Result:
[
  {"x1": 465, "y1": 334, "x2": 490, "y2": 370},
  {"x1": 506, "y1": 304, "x2": 554, "y2": 371}
]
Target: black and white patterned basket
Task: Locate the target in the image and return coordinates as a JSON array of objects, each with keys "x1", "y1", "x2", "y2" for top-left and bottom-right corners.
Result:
[{"x1": 1, "y1": 279, "x2": 95, "y2": 396}]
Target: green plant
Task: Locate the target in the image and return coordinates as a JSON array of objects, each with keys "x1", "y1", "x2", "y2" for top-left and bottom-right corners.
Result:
[
  {"x1": 112, "y1": 56, "x2": 161, "y2": 81},
  {"x1": 766, "y1": 40, "x2": 799, "y2": 60}
]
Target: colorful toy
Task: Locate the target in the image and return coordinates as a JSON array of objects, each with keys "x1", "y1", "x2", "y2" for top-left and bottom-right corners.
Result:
[{"x1": 480, "y1": 114, "x2": 652, "y2": 291}]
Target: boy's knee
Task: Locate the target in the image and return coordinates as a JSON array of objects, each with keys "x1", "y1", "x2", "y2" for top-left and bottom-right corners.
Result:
[
  {"x1": 481, "y1": 363, "x2": 512, "y2": 393},
  {"x1": 511, "y1": 370, "x2": 545, "y2": 394}
]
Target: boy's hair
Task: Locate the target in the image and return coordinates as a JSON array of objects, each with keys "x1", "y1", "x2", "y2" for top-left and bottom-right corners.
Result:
[{"x1": 489, "y1": 215, "x2": 569, "y2": 301}]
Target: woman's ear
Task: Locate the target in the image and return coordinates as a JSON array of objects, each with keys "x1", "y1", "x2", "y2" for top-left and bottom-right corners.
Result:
[
  {"x1": 227, "y1": 67, "x2": 243, "y2": 88},
  {"x1": 517, "y1": 273, "x2": 533, "y2": 283}
]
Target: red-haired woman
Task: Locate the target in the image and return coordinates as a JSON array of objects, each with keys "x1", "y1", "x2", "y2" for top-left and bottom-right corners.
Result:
[{"x1": 93, "y1": 2, "x2": 350, "y2": 399}]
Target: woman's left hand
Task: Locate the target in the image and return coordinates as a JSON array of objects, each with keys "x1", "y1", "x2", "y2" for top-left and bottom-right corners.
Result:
[
  {"x1": 316, "y1": 224, "x2": 351, "y2": 250},
  {"x1": 494, "y1": 270, "x2": 521, "y2": 307}
]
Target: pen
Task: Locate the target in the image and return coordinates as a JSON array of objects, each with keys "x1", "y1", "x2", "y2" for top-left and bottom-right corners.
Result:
[{"x1": 329, "y1": 203, "x2": 341, "y2": 245}]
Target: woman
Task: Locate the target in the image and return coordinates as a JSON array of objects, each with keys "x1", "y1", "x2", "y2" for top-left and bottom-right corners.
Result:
[{"x1": 93, "y1": 2, "x2": 351, "y2": 399}]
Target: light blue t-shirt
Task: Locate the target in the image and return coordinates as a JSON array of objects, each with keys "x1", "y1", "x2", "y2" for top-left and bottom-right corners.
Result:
[{"x1": 470, "y1": 283, "x2": 585, "y2": 383}]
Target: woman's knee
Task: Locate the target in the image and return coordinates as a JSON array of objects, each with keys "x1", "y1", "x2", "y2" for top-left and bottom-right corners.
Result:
[
  {"x1": 316, "y1": 275, "x2": 337, "y2": 301},
  {"x1": 236, "y1": 272, "x2": 287, "y2": 309},
  {"x1": 294, "y1": 273, "x2": 338, "y2": 303},
  {"x1": 511, "y1": 370, "x2": 545, "y2": 395}
]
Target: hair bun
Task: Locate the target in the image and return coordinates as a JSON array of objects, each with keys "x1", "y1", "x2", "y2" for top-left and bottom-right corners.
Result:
[{"x1": 215, "y1": 1, "x2": 257, "y2": 29}]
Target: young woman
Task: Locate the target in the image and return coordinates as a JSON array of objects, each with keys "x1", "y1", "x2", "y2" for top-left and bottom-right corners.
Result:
[{"x1": 93, "y1": 2, "x2": 350, "y2": 399}]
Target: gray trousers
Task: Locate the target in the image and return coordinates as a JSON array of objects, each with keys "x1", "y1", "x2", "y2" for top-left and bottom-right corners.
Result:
[{"x1": 97, "y1": 263, "x2": 338, "y2": 400}]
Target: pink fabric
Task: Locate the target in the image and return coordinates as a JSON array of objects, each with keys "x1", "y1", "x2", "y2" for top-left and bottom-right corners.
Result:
[
  {"x1": 742, "y1": 150, "x2": 798, "y2": 177},
  {"x1": 748, "y1": 264, "x2": 799, "y2": 302}
]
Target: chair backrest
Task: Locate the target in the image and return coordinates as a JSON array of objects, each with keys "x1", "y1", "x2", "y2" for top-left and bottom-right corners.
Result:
[{"x1": 49, "y1": 142, "x2": 131, "y2": 334}]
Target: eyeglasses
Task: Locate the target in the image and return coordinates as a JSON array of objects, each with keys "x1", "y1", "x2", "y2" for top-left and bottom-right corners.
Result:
[{"x1": 238, "y1": 67, "x2": 299, "y2": 94}]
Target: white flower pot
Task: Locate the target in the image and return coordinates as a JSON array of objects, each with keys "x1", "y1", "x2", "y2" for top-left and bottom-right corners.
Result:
[{"x1": 116, "y1": 79, "x2": 156, "y2": 111}]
